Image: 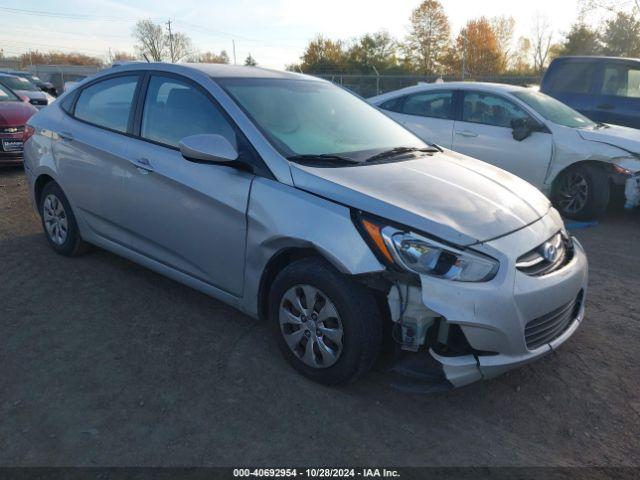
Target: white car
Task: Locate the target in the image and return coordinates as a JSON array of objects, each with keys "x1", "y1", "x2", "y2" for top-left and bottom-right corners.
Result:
[{"x1": 370, "y1": 83, "x2": 640, "y2": 219}]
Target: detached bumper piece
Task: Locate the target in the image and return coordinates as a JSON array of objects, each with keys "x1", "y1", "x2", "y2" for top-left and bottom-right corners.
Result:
[{"x1": 625, "y1": 174, "x2": 640, "y2": 210}]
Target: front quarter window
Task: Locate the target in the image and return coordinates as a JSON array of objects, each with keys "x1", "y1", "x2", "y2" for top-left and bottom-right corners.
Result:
[{"x1": 218, "y1": 78, "x2": 424, "y2": 161}]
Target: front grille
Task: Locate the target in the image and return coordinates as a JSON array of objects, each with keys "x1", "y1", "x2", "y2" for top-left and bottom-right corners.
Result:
[
  {"x1": 0, "y1": 126, "x2": 24, "y2": 134},
  {"x1": 30, "y1": 99, "x2": 47, "y2": 106},
  {"x1": 517, "y1": 232, "x2": 574, "y2": 277},
  {"x1": 525, "y1": 291, "x2": 583, "y2": 350}
]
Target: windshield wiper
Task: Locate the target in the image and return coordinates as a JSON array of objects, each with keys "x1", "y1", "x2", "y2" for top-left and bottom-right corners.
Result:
[
  {"x1": 286, "y1": 153, "x2": 360, "y2": 165},
  {"x1": 363, "y1": 146, "x2": 440, "y2": 163},
  {"x1": 595, "y1": 122, "x2": 610, "y2": 129}
]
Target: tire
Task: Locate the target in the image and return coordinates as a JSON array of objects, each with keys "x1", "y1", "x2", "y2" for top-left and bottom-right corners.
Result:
[
  {"x1": 268, "y1": 258, "x2": 383, "y2": 385},
  {"x1": 553, "y1": 164, "x2": 610, "y2": 220},
  {"x1": 39, "y1": 181, "x2": 88, "y2": 256}
]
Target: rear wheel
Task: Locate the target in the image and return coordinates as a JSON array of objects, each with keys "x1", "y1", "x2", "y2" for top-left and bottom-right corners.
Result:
[
  {"x1": 553, "y1": 164, "x2": 610, "y2": 220},
  {"x1": 269, "y1": 258, "x2": 382, "y2": 385},
  {"x1": 39, "y1": 181, "x2": 88, "y2": 256}
]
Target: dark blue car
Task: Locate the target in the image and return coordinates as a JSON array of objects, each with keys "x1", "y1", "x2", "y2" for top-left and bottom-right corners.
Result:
[{"x1": 541, "y1": 56, "x2": 640, "y2": 130}]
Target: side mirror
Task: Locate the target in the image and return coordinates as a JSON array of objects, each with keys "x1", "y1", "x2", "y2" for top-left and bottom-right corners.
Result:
[
  {"x1": 511, "y1": 117, "x2": 539, "y2": 142},
  {"x1": 179, "y1": 134, "x2": 238, "y2": 164}
]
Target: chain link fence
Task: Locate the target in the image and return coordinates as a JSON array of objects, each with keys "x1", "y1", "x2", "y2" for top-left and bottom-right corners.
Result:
[{"x1": 314, "y1": 74, "x2": 542, "y2": 98}]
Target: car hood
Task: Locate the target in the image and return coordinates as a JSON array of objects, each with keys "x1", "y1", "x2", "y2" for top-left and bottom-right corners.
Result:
[
  {"x1": 290, "y1": 150, "x2": 551, "y2": 246},
  {"x1": 578, "y1": 125, "x2": 640, "y2": 156},
  {"x1": 0, "y1": 101, "x2": 37, "y2": 126}
]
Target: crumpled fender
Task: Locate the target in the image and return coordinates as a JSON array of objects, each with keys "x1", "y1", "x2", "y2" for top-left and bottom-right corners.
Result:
[{"x1": 546, "y1": 127, "x2": 639, "y2": 190}]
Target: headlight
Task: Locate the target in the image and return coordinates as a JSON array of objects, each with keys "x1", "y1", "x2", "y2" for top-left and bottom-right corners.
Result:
[
  {"x1": 357, "y1": 215, "x2": 499, "y2": 282},
  {"x1": 613, "y1": 156, "x2": 640, "y2": 176}
]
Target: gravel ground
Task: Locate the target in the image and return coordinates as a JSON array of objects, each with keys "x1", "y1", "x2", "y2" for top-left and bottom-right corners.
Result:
[{"x1": 1, "y1": 166, "x2": 639, "y2": 467}]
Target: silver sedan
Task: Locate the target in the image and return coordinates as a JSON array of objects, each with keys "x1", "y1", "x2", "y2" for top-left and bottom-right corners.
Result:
[{"x1": 23, "y1": 63, "x2": 588, "y2": 387}]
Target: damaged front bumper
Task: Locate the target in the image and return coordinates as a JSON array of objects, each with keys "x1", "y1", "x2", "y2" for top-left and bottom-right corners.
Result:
[
  {"x1": 624, "y1": 173, "x2": 640, "y2": 210},
  {"x1": 396, "y1": 211, "x2": 589, "y2": 388}
]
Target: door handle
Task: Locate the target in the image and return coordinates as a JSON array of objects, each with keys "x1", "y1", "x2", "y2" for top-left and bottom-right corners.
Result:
[
  {"x1": 455, "y1": 130, "x2": 478, "y2": 138},
  {"x1": 132, "y1": 157, "x2": 154, "y2": 173},
  {"x1": 58, "y1": 131, "x2": 74, "y2": 141},
  {"x1": 596, "y1": 104, "x2": 614, "y2": 110}
]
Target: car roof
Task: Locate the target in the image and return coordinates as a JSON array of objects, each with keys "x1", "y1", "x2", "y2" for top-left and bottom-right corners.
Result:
[
  {"x1": 369, "y1": 81, "x2": 530, "y2": 103},
  {"x1": 109, "y1": 62, "x2": 313, "y2": 81},
  {"x1": 551, "y1": 55, "x2": 640, "y2": 62}
]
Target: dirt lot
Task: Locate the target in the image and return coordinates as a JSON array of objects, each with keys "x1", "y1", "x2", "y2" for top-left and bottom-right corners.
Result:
[{"x1": 1, "y1": 166, "x2": 639, "y2": 467}]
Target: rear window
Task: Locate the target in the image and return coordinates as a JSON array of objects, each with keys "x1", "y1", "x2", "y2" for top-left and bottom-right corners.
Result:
[
  {"x1": 1, "y1": 75, "x2": 39, "y2": 92},
  {"x1": 399, "y1": 91, "x2": 455, "y2": 120},
  {"x1": 379, "y1": 97, "x2": 403, "y2": 112},
  {"x1": 600, "y1": 63, "x2": 640, "y2": 98},
  {"x1": 546, "y1": 61, "x2": 597, "y2": 94}
]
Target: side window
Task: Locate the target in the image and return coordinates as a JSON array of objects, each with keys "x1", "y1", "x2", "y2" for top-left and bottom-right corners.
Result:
[
  {"x1": 400, "y1": 91, "x2": 454, "y2": 119},
  {"x1": 141, "y1": 76, "x2": 237, "y2": 149},
  {"x1": 74, "y1": 76, "x2": 139, "y2": 133},
  {"x1": 600, "y1": 63, "x2": 640, "y2": 98},
  {"x1": 547, "y1": 61, "x2": 596, "y2": 94},
  {"x1": 462, "y1": 92, "x2": 529, "y2": 128}
]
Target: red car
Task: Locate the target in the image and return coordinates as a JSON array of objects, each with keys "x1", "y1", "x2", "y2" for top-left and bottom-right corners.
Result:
[{"x1": 0, "y1": 82, "x2": 37, "y2": 165}]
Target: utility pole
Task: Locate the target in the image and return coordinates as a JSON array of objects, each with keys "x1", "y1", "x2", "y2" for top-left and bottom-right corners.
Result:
[
  {"x1": 232, "y1": 40, "x2": 237, "y2": 65},
  {"x1": 166, "y1": 19, "x2": 175, "y2": 63}
]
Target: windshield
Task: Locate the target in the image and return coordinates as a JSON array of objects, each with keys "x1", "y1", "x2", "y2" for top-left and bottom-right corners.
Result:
[
  {"x1": 513, "y1": 90, "x2": 596, "y2": 129},
  {"x1": 21, "y1": 74, "x2": 41, "y2": 82},
  {"x1": 1, "y1": 76, "x2": 39, "y2": 92},
  {"x1": 218, "y1": 78, "x2": 425, "y2": 161},
  {"x1": 0, "y1": 83, "x2": 19, "y2": 101}
]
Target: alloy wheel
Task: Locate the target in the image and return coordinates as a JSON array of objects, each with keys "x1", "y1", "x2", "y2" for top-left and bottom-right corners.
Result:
[
  {"x1": 279, "y1": 284, "x2": 344, "y2": 369},
  {"x1": 558, "y1": 171, "x2": 589, "y2": 215},
  {"x1": 42, "y1": 193, "x2": 68, "y2": 245}
]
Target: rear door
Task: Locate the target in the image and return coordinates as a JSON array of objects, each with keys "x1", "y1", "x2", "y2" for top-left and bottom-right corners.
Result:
[
  {"x1": 592, "y1": 60, "x2": 640, "y2": 129},
  {"x1": 541, "y1": 59, "x2": 599, "y2": 120},
  {"x1": 378, "y1": 90, "x2": 455, "y2": 148},
  {"x1": 118, "y1": 73, "x2": 255, "y2": 296},
  {"x1": 54, "y1": 73, "x2": 142, "y2": 248},
  {"x1": 452, "y1": 90, "x2": 553, "y2": 188}
]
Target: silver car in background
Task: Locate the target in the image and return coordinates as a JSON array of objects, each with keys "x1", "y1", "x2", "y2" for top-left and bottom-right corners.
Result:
[
  {"x1": 0, "y1": 73, "x2": 56, "y2": 109},
  {"x1": 23, "y1": 64, "x2": 588, "y2": 387}
]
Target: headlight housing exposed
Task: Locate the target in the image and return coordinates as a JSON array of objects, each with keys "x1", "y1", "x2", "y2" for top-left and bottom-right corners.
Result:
[{"x1": 357, "y1": 215, "x2": 499, "y2": 282}]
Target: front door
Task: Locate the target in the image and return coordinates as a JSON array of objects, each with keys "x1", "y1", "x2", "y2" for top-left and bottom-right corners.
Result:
[
  {"x1": 119, "y1": 74, "x2": 254, "y2": 296},
  {"x1": 452, "y1": 91, "x2": 553, "y2": 188}
]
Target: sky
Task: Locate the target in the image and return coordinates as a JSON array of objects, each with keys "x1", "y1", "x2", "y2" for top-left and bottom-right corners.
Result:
[{"x1": 0, "y1": 0, "x2": 606, "y2": 69}]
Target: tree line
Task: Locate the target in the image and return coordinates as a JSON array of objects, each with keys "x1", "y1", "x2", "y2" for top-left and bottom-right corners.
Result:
[
  {"x1": 287, "y1": 0, "x2": 640, "y2": 76},
  {"x1": 1, "y1": 0, "x2": 637, "y2": 73},
  {"x1": 1, "y1": 19, "x2": 257, "y2": 69}
]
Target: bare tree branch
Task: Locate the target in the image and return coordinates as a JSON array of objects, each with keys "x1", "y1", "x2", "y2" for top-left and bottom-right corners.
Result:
[
  {"x1": 133, "y1": 19, "x2": 166, "y2": 61},
  {"x1": 532, "y1": 14, "x2": 553, "y2": 73}
]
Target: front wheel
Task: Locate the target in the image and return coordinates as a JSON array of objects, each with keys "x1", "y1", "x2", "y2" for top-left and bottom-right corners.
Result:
[
  {"x1": 553, "y1": 164, "x2": 610, "y2": 220},
  {"x1": 268, "y1": 258, "x2": 383, "y2": 385}
]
